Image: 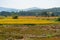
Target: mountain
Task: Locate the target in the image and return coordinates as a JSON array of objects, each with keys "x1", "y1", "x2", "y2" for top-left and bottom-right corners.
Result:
[
  {"x1": 23, "y1": 7, "x2": 60, "y2": 16},
  {"x1": 25, "y1": 7, "x2": 60, "y2": 12},
  {"x1": 0, "y1": 7, "x2": 60, "y2": 12},
  {"x1": 44, "y1": 7, "x2": 60, "y2": 12},
  {"x1": 0, "y1": 7, "x2": 60, "y2": 16},
  {"x1": 0, "y1": 7, "x2": 20, "y2": 12},
  {"x1": 44, "y1": 7, "x2": 60, "y2": 16},
  {"x1": 23, "y1": 7, "x2": 43, "y2": 12}
]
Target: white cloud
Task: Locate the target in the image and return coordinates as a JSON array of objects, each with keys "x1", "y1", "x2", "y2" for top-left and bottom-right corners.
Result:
[{"x1": 0, "y1": 0, "x2": 60, "y2": 9}]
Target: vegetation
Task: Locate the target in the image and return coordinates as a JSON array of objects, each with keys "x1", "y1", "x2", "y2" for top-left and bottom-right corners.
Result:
[
  {"x1": 0, "y1": 11, "x2": 59, "y2": 17},
  {"x1": 0, "y1": 8, "x2": 60, "y2": 40},
  {"x1": 0, "y1": 16, "x2": 59, "y2": 24},
  {"x1": 0, "y1": 24, "x2": 60, "y2": 40},
  {"x1": 57, "y1": 17, "x2": 60, "y2": 21},
  {"x1": 12, "y1": 16, "x2": 18, "y2": 19}
]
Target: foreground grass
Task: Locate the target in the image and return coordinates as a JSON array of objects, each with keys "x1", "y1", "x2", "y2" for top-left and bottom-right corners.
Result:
[{"x1": 0, "y1": 24, "x2": 60, "y2": 40}]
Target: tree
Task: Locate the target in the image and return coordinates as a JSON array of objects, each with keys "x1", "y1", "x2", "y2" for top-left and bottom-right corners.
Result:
[
  {"x1": 11, "y1": 12, "x2": 18, "y2": 19},
  {"x1": 57, "y1": 17, "x2": 60, "y2": 21},
  {"x1": 51, "y1": 13, "x2": 55, "y2": 16},
  {"x1": 41, "y1": 11, "x2": 48, "y2": 17},
  {"x1": 47, "y1": 12, "x2": 54, "y2": 17},
  {"x1": 13, "y1": 16, "x2": 18, "y2": 19}
]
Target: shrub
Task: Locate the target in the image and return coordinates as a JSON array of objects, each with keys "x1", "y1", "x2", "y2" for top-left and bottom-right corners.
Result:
[
  {"x1": 57, "y1": 17, "x2": 60, "y2": 21},
  {"x1": 12, "y1": 16, "x2": 18, "y2": 19}
]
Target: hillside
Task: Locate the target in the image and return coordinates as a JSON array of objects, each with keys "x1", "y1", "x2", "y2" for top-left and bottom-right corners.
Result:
[{"x1": 0, "y1": 7, "x2": 60, "y2": 16}]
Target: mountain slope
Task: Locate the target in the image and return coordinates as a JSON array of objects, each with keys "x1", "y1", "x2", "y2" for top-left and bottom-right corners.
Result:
[
  {"x1": 45, "y1": 7, "x2": 60, "y2": 12},
  {"x1": 24, "y1": 7, "x2": 43, "y2": 12},
  {"x1": 0, "y1": 7, "x2": 60, "y2": 16}
]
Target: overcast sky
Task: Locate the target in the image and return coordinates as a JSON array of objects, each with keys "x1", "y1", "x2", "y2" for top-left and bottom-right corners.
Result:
[{"x1": 0, "y1": 0, "x2": 60, "y2": 9}]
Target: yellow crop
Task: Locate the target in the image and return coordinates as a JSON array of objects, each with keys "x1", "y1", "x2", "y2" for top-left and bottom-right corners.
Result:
[{"x1": 0, "y1": 16, "x2": 59, "y2": 24}]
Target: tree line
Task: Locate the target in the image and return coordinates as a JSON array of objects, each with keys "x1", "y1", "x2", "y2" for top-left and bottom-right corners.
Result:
[{"x1": 0, "y1": 11, "x2": 59, "y2": 17}]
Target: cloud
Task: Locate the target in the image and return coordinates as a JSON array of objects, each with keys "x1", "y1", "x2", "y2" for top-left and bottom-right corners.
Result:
[{"x1": 0, "y1": 0, "x2": 60, "y2": 9}]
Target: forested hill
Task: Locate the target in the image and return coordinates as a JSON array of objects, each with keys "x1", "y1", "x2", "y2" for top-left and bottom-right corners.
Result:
[{"x1": 0, "y1": 7, "x2": 60, "y2": 16}]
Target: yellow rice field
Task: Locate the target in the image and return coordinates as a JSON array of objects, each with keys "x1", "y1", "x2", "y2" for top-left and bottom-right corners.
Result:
[
  {"x1": 0, "y1": 16, "x2": 59, "y2": 24},
  {"x1": 0, "y1": 19, "x2": 55, "y2": 24}
]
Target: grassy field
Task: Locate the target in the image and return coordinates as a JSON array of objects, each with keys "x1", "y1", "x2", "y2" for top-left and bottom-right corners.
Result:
[{"x1": 0, "y1": 24, "x2": 60, "y2": 40}]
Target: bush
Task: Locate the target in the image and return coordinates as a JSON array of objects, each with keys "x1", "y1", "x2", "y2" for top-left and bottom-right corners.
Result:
[
  {"x1": 12, "y1": 16, "x2": 18, "y2": 19},
  {"x1": 57, "y1": 17, "x2": 60, "y2": 21}
]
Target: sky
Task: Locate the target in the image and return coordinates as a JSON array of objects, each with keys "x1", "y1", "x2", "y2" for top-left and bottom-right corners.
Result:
[{"x1": 0, "y1": 0, "x2": 60, "y2": 9}]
